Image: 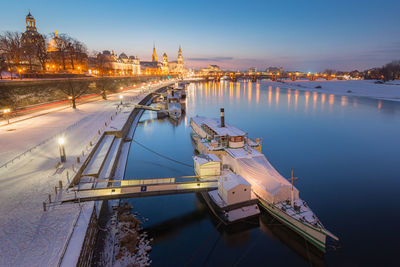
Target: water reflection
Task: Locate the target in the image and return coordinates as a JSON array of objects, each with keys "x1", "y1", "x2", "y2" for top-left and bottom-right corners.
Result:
[{"x1": 125, "y1": 81, "x2": 400, "y2": 266}]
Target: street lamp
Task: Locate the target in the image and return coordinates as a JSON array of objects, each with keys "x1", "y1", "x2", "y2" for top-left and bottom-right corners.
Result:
[
  {"x1": 18, "y1": 69, "x2": 22, "y2": 80},
  {"x1": 3, "y1": 108, "x2": 11, "y2": 124},
  {"x1": 119, "y1": 95, "x2": 123, "y2": 105},
  {"x1": 58, "y1": 137, "x2": 66, "y2": 163}
]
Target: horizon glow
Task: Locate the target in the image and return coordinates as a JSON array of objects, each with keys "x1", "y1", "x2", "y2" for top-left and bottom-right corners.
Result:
[{"x1": 0, "y1": 0, "x2": 399, "y2": 72}]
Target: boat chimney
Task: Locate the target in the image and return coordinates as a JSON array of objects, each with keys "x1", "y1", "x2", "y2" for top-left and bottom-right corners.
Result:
[{"x1": 220, "y1": 108, "x2": 225, "y2": 127}]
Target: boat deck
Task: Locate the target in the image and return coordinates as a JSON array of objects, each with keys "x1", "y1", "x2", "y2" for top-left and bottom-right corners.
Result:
[{"x1": 275, "y1": 200, "x2": 321, "y2": 228}]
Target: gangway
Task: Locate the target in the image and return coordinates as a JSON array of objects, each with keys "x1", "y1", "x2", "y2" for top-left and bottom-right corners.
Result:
[
  {"x1": 61, "y1": 176, "x2": 218, "y2": 203},
  {"x1": 131, "y1": 104, "x2": 162, "y2": 111}
]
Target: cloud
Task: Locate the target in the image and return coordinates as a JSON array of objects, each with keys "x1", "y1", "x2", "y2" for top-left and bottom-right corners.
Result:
[{"x1": 187, "y1": 56, "x2": 234, "y2": 62}]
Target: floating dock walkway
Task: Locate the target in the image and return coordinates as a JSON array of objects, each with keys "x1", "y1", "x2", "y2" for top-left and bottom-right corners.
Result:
[{"x1": 62, "y1": 176, "x2": 218, "y2": 203}]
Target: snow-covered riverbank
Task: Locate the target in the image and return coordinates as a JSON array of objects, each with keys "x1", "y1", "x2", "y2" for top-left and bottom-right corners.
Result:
[
  {"x1": 0, "y1": 80, "x2": 174, "y2": 266},
  {"x1": 273, "y1": 80, "x2": 400, "y2": 102}
]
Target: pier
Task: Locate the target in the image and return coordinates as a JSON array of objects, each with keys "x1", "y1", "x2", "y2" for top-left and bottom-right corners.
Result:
[{"x1": 61, "y1": 177, "x2": 218, "y2": 202}]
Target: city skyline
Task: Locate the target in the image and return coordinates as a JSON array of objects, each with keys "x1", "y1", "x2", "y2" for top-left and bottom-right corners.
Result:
[{"x1": 0, "y1": 0, "x2": 399, "y2": 71}]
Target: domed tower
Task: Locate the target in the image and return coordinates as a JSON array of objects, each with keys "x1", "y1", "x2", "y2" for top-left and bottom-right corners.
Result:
[
  {"x1": 25, "y1": 11, "x2": 37, "y2": 32},
  {"x1": 177, "y1": 45, "x2": 183, "y2": 65},
  {"x1": 162, "y1": 53, "x2": 169, "y2": 73},
  {"x1": 152, "y1": 44, "x2": 158, "y2": 62}
]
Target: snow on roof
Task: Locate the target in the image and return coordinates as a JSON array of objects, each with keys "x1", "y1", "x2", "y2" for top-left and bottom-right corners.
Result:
[
  {"x1": 221, "y1": 172, "x2": 250, "y2": 191},
  {"x1": 191, "y1": 116, "x2": 245, "y2": 137},
  {"x1": 224, "y1": 148, "x2": 298, "y2": 202},
  {"x1": 193, "y1": 153, "x2": 221, "y2": 165}
]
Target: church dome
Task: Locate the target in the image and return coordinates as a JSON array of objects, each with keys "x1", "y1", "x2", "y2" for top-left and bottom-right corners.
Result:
[{"x1": 48, "y1": 36, "x2": 64, "y2": 52}]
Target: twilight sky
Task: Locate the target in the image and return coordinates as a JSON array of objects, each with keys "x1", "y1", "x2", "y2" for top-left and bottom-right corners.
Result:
[{"x1": 1, "y1": 0, "x2": 399, "y2": 71}]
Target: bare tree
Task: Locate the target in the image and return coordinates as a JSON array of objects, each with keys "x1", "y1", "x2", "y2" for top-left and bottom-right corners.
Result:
[
  {"x1": 0, "y1": 55, "x2": 7, "y2": 79},
  {"x1": 0, "y1": 32, "x2": 24, "y2": 72},
  {"x1": 60, "y1": 79, "x2": 90, "y2": 109},
  {"x1": 381, "y1": 60, "x2": 400, "y2": 81},
  {"x1": 35, "y1": 34, "x2": 48, "y2": 71},
  {"x1": 49, "y1": 32, "x2": 69, "y2": 70},
  {"x1": 68, "y1": 39, "x2": 87, "y2": 71},
  {"x1": 324, "y1": 69, "x2": 336, "y2": 75}
]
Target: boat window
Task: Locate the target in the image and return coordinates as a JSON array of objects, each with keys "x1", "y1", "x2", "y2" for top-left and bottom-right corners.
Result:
[{"x1": 229, "y1": 136, "x2": 244, "y2": 142}]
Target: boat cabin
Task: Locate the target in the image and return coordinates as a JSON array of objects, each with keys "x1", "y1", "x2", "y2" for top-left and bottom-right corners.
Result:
[
  {"x1": 193, "y1": 154, "x2": 221, "y2": 179},
  {"x1": 218, "y1": 172, "x2": 251, "y2": 206}
]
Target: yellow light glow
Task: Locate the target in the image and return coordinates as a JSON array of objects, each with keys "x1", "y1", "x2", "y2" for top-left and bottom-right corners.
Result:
[{"x1": 58, "y1": 137, "x2": 65, "y2": 145}]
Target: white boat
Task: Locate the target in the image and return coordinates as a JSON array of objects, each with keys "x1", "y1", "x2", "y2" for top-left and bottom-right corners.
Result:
[
  {"x1": 167, "y1": 91, "x2": 181, "y2": 120},
  {"x1": 193, "y1": 154, "x2": 260, "y2": 225},
  {"x1": 190, "y1": 108, "x2": 338, "y2": 252}
]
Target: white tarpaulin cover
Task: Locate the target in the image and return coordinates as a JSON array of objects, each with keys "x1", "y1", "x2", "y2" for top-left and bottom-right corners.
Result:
[{"x1": 223, "y1": 148, "x2": 299, "y2": 203}]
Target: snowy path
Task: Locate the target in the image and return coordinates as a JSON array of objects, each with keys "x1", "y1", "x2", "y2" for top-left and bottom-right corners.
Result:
[{"x1": 0, "y1": 80, "x2": 174, "y2": 266}]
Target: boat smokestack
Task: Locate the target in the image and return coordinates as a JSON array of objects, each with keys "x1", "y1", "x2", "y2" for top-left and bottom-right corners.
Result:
[{"x1": 220, "y1": 108, "x2": 225, "y2": 127}]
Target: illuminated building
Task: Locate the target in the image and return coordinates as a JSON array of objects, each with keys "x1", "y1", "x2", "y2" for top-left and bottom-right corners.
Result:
[{"x1": 20, "y1": 11, "x2": 46, "y2": 71}]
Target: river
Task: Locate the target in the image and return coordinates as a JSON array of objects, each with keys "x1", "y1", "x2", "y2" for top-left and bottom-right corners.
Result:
[{"x1": 123, "y1": 80, "x2": 400, "y2": 266}]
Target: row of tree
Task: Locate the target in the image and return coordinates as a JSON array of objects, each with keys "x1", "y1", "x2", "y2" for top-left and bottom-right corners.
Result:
[
  {"x1": 0, "y1": 31, "x2": 87, "y2": 76},
  {"x1": 324, "y1": 60, "x2": 400, "y2": 81}
]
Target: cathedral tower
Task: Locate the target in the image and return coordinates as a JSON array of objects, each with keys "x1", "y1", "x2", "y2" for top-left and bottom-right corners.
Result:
[
  {"x1": 177, "y1": 45, "x2": 183, "y2": 65},
  {"x1": 152, "y1": 44, "x2": 158, "y2": 62},
  {"x1": 25, "y1": 11, "x2": 37, "y2": 32}
]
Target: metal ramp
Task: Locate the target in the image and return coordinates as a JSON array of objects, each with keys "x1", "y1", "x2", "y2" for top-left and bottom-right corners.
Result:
[
  {"x1": 62, "y1": 176, "x2": 218, "y2": 203},
  {"x1": 132, "y1": 104, "x2": 161, "y2": 111}
]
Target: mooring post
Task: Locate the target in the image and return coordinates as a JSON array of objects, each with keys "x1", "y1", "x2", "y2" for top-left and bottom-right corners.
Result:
[
  {"x1": 43, "y1": 202, "x2": 46, "y2": 212},
  {"x1": 72, "y1": 164, "x2": 74, "y2": 171},
  {"x1": 59, "y1": 180, "x2": 63, "y2": 189},
  {"x1": 48, "y1": 194, "x2": 52, "y2": 203},
  {"x1": 55, "y1": 186, "x2": 58, "y2": 194},
  {"x1": 77, "y1": 157, "x2": 80, "y2": 164}
]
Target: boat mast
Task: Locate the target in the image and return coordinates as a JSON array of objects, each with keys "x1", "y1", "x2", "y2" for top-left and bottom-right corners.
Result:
[
  {"x1": 290, "y1": 169, "x2": 298, "y2": 208},
  {"x1": 246, "y1": 133, "x2": 249, "y2": 155}
]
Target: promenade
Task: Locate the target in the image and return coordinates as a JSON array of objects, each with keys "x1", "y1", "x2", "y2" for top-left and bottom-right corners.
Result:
[{"x1": 0, "y1": 80, "x2": 174, "y2": 266}]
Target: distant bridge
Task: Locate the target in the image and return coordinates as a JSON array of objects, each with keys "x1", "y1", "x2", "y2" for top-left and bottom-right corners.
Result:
[
  {"x1": 62, "y1": 176, "x2": 218, "y2": 203},
  {"x1": 197, "y1": 72, "x2": 337, "y2": 82}
]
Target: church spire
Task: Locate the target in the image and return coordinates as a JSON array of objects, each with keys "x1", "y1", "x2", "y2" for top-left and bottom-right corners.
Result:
[
  {"x1": 177, "y1": 45, "x2": 183, "y2": 65},
  {"x1": 152, "y1": 43, "x2": 158, "y2": 62}
]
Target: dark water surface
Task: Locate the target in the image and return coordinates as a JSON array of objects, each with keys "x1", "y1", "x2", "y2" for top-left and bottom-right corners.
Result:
[{"x1": 124, "y1": 81, "x2": 400, "y2": 266}]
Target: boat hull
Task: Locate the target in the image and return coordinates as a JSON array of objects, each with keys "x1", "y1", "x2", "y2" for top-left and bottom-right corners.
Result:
[{"x1": 258, "y1": 198, "x2": 327, "y2": 252}]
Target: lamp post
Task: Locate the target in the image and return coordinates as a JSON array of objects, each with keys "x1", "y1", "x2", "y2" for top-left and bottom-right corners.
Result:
[
  {"x1": 3, "y1": 108, "x2": 11, "y2": 124},
  {"x1": 119, "y1": 95, "x2": 123, "y2": 105},
  {"x1": 18, "y1": 69, "x2": 22, "y2": 80},
  {"x1": 58, "y1": 137, "x2": 66, "y2": 163}
]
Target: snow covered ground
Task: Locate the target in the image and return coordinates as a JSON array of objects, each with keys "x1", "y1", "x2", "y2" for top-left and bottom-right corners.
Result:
[
  {"x1": 0, "y1": 80, "x2": 174, "y2": 266},
  {"x1": 274, "y1": 80, "x2": 400, "y2": 101}
]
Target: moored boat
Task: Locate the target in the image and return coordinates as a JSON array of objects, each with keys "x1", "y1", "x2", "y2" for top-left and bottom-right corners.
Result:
[
  {"x1": 190, "y1": 108, "x2": 339, "y2": 252},
  {"x1": 193, "y1": 154, "x2": 260, "y2": 225},
  {"x1": 167, "y1": 91, "x2": 181, "y2": 120}
]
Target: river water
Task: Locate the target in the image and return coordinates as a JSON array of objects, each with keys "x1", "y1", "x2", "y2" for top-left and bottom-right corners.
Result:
[{"x1": 123, "y1": 81, "x2": 400, "y2": 266}]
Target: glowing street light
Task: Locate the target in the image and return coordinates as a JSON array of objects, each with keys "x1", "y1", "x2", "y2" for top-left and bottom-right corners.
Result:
[
  {"x1": 119, "y1": 95, "x2": 123, "y2": 105},
  {"x1": 3, "y1": 108, "x2": 11, "y2": 124},
  {"x1": 58, "y1": 137, "x2": 66, "y2": 163}
]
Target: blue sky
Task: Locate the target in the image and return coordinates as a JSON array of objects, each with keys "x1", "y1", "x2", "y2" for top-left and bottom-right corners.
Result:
[{"x1": 1, "y1": 0, "x2": 399, "y2": 71}]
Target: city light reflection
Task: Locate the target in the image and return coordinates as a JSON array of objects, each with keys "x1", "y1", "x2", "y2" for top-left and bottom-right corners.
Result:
[
  {"x1": 341, "y1": 96, "x2": 348, "y2": 106},
  {"x1": 305, "y1": 91, "x2": 310, "y2": 111},
  {"x1": 268, "y1": 86, "x2": 272, "y2": 106},
  {"x1": 275, "y1": 87, "x2": 280, "y2": 106},
  {"x1": 256, "y1": 83, "x2": 260, "y2": 104}
]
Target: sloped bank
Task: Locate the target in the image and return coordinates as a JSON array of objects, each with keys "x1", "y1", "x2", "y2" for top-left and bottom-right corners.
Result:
[{"x1": 58, "y1": 85, "x2": 169, "y2": 266}]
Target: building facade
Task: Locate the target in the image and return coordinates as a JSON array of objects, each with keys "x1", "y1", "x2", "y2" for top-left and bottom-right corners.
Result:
[{"x1": 92, "y1": 50, "x2": 141, "y2": 76}]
